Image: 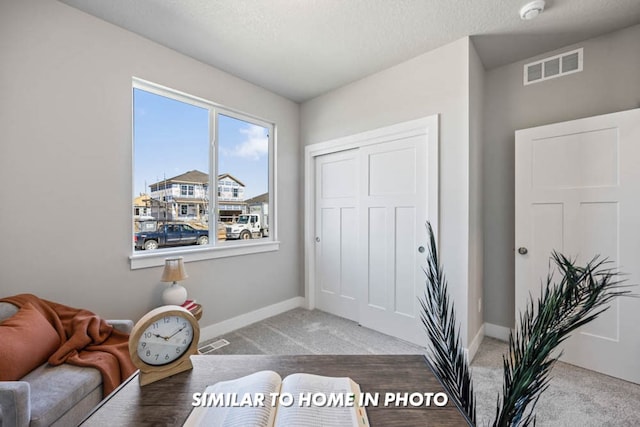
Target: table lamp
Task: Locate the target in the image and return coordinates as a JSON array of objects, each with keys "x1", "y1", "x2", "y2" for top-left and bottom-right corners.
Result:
[{"x1": 160, "y1": 257, "x2": 188, "y2": 305}]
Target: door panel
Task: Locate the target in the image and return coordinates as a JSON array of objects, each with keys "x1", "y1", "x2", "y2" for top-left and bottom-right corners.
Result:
[
  {"x1": 516, "y1": 108, "x2": 640, "y2": 384},
  {"x1": 576, "y1": 202, "x2": 619, "y2": 340},
  {"x1": 340, "y1": 207, "x2": 358, "y2": 300},
  {"x1": 531, "y1": 127, "x2": 618, "y2": 188},
  {"x1": 319, "y1": 208, "x2": 341, "y2": 294},
  {"x1": 358, "y1": 135, "x2": 429, "y2": 346},
  {"x1": 395, "y1": 207, "x2": 417, "y2": 317},
  {"x1": 314, "y1": 150, "x2": 359, "y2": 321},
  {"x1": 367, "y1": 207, "x2": 388, "y2": 309},
  {"x1": 368, "y1": 146, "x2": 417, "y2": 195}
]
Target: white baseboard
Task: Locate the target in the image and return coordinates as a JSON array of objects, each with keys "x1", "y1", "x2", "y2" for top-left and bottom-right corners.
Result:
[
  {"x1": 467, "y1": 324, "x2": 485, "y2": 361},
  {"x1": 199, "y1": 296, "x2": 305, "y2": 344},
  {"x1": 484, "y1": 322, "x2": 511, "y2": 342}
]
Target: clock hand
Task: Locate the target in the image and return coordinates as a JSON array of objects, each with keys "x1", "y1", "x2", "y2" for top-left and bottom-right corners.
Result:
[{"x1": 167, "y1": 325, "x2": 187, "y2": 340}]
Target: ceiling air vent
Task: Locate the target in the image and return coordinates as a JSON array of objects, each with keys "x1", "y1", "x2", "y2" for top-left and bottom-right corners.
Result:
[{"x1": 524, "y1": 48, "x2": 583, "y2": 85}]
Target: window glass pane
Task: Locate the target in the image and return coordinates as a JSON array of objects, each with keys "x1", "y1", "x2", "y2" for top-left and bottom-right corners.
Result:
[
  {"x1": 133, "y1": 88, "x2": 210, "y2": 251},
  {"x1": 132, "y1": 82, "x2": 274, "y2": 257},
  {"x1": 217, "y1": 114, "x2": 270, "y2": 239}
]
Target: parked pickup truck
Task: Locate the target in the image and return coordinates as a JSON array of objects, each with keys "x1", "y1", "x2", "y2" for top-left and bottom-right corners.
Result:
[{"x1": 134, "y1": 223, "x2": 209, "y2": 250}]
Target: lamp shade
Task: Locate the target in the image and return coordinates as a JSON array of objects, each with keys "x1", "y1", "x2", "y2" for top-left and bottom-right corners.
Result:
[{"x1": 161, "y1": 257, "x2": 188, "y2": 283}]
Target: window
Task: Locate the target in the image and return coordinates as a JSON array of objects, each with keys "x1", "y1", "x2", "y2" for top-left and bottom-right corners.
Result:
[
  {"x1": 180, "y1": 185, "x2": 194, "y2": 196},
  {"x1": 132, "y1": 79, "x2": 276, "y2": 268}
]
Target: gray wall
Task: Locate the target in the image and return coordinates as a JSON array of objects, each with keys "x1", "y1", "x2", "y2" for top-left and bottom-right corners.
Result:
[
  {"x1": 482, "y1": 24, "x2": 640, "y2": 328},
  {"x1": 468, "y1": 41, "x2": 485, "y2": 343},
  {"x1": 0, "y1": 0, "x2": 302, "y2": 323},
  {"x1": 4, "y1": 0, "x2": 636, "y2": 342},
  {"x1": 301, "y1": 38, "x2": 477, "y2": 345}
]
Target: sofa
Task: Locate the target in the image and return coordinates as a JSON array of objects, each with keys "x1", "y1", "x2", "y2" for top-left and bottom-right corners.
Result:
[{"x1": 0, "y1": 301, "x2": 134, "y2": 427}]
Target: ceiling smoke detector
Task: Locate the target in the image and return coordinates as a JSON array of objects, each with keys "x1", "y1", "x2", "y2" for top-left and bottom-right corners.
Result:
[{"x1": 520, "y1": 0, "x2": 546, "y2": 20}]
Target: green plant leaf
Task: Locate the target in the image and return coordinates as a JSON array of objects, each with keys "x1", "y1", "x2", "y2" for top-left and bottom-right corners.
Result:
[
  {"x1": 492, "y1": 253, "x2": 631, "y2": 426},
  {"x1": 419, "y1": 222, "x2": 476, "y2": 424},
  {"x1": 419, "y1": 221, "x2": 632, "y2": 427}
]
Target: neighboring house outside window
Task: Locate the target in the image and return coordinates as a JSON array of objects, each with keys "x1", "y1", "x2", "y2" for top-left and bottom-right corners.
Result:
[
  {"x1": 217, "y1": 173, "x2": 245, "y2": 223},
  {"x1": 148, "y1": 170, "x2": 210, "y2": 222},
  {"x1": 133, "y1": 194, "x2": 152, "y2": 218}
]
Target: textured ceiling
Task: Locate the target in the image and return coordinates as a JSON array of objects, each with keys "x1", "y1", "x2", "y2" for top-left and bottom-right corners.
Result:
[{"x1": 59, "y1": 0, "x2": 640, "y2": 102}]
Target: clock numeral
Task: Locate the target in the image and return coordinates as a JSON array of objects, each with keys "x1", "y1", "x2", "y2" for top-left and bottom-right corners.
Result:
[
  {"x1": 152, "y1": 322, "x2": 159, "y2": 329},
  {"x1": 164, "y1": 317, "x2": 171, "y2": 323},
  {"x1": 176, "y1": 347, "x2": 181, "y2": 354},
  {"x1": 141, "y1": 342, "x2": 146, "y2": 348},
  {"x1": 144, "y1": 332, "x2": 152, "y2": 339},
  {"x1": 165, "y1": 354, "x2": 170, "y2": 360},
  {"x1": 182, "y1": 339, "x2": 187, "y2": 345},
  {"x1": 146, "y1": 350, "x2": 151, "y2": 357},
  {"x1": 155, "y1": 354, "x2": 159, "y2": 360}
]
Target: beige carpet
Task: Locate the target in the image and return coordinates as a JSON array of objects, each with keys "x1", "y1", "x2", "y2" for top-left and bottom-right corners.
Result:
[{"x1": 200, "y1": 308, "x2": 640, "y2": 426}]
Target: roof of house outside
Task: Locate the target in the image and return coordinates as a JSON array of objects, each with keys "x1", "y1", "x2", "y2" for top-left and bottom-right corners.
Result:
[
  {"x1": 149, "y1": 170, "x2": 208, "y2": 186},
  {"x1": 245, "y1": 192, "x2": 268, "y2": 205},
  {"x1": 218, "y1": 173, "x2": 245, "y2": 187},
  {"x1": 148, "y1": 170, "x2": 245, "y2": 187}
]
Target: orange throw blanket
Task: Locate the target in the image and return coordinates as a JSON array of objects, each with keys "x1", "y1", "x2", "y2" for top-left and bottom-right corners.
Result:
[{"x1": 0, "y1": 294, "x2": 136, "y2": 395}]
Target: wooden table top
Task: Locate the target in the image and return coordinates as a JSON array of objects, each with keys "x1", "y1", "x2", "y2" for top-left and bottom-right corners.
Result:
[{"x1": 81, "y1": 354, "x2": 471, "y2": 427}]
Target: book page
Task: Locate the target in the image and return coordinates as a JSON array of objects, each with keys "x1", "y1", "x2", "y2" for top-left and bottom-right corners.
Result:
[
  {"x1": 183, "y1": 370, "x2": 281, "y2": 427},
  {"x1": 274, "y1": 373, "x2": 368, "y2": 427}
]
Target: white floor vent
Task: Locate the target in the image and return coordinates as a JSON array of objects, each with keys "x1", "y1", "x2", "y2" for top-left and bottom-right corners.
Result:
[
  {"x1": 524, "y1": 48, "x2": 583, "y2": 85},
  {"x1": 199, "y1": 339, "x2": 230, "y2": 354}
]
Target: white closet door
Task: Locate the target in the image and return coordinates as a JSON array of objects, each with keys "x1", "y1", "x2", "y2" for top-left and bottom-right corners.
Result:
[
  {"x1": 309, "y1": 116, "x2": 438, "y2": 347},
  {"x1": 314, "y1": 149, "x2": 359, "y2": 321},
  {"x1": 357, "y1": 135, "x2": 429, "y2": 346}
]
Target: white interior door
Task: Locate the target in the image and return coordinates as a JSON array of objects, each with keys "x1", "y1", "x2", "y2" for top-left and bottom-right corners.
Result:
[
  {"x1": 515, "y1": 108, "x2": 640, "y2": 384},
  {"x1": 314, "y1": 149, "x2": 359, "y2": 321},
  {"x1": 357, "y1": 135, "x2": 429, "y2": 345}
]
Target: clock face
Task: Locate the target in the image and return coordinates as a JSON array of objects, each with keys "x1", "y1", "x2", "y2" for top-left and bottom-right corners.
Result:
[{"x1": 136, "y1": 314, "x2": 194, "y2": 366}]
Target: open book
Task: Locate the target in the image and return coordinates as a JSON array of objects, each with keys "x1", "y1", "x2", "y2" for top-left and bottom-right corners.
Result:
[{"x1": 183, "y1": 370, "x2": 370, "y2": 427}]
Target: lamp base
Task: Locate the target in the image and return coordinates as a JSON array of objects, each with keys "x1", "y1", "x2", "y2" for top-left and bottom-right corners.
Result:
[{"x1": 162, "y1": 282, "x2": 187, "y2": 305}]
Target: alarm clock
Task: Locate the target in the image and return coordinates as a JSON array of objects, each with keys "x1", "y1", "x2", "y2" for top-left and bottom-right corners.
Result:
[{"x1": 128, "y1": 305, "x2": 200, "y2": 386}]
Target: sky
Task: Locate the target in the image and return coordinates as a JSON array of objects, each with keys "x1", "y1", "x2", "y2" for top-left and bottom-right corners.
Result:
[{"x1": 133, "y1": 88, "x2": 269, "y2": 199}]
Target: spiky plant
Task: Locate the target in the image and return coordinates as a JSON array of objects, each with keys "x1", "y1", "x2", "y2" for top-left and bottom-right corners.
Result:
[
  {"x1": 492, "y1": 253, "x2": 629, "y2": 426},
  {"x1": 419, "y1": 222, "x2": 630, "y2": 426},
  {"x1": 419, "y1": 222, "x2": 476, "y2": 424}
]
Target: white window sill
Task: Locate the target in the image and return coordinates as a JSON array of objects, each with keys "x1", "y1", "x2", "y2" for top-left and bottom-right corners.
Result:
[{"x1": 130, "y1": 240, "x2": 280, "y2": 269}]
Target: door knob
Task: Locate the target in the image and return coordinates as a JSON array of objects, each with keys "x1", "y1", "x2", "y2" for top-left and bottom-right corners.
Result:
[
  {"x1": 315, "y1": 237, "x2": 320, "y2": 243},
  {"x1": 518, "y1": 247, "x2": 528, "y2": 255},
  {"x1": 418, "y1": 246, "x2": 425, "y2": 253}
]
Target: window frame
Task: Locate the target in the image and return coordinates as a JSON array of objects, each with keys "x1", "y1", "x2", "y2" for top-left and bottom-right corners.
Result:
[
  {"x1": 130, "y1": 78, "x2": 278, "y2": 270},
  {"x1": 180, "y1": 185, "x2": 195, "y2": 197}
]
